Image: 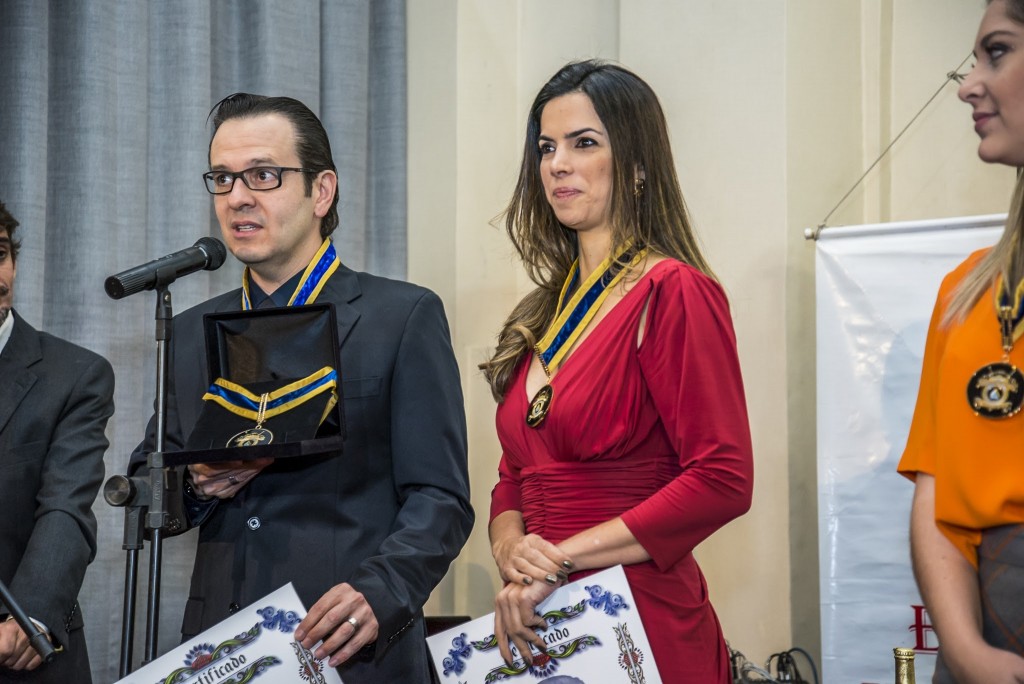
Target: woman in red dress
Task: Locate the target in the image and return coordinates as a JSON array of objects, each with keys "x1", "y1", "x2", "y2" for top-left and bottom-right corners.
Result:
[{"x1": 481, "y1": 60, "x2": 754, "y2": 683}]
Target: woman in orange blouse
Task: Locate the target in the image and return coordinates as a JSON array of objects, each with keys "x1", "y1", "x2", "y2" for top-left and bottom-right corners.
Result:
[{"x1": 899, "y1": 1, "x2": 1024, "y2": 682}]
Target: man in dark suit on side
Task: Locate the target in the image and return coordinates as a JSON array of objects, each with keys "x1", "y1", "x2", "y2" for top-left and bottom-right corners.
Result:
[
  {"x1": 131, "y1": 94, "x2": 473, "y2": 683},
  {"x1": 0, "y1": 201, "x2": 115, "y2": 683}
]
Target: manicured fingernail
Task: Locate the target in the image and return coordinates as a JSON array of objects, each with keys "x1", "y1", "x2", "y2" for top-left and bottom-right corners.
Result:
[
  {"x1": 544, "y1": 573, "x2": 557, "y2": 585},
  {"x1": 522, "y1": 576, "x2": 533, "y2": 585},
  {"x1": 556, "y1": 570, "x2": 568, "y2": 583},
  {"x1": 562, "y1": 560, "x2": 574, "y2": 570}
]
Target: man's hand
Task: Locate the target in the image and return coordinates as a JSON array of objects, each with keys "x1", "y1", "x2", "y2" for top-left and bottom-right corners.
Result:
[
  {"x1": 188, "y1": 458, "x2": 273, "y2": 499},
  {"x1": 295, "y1": 584, "x2": 379, "y2": 668},
  {"x1": 0, "y1": 619, "x2": 43, "y2": 672}
]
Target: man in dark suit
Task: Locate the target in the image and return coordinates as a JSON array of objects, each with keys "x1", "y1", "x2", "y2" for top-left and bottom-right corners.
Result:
[
  {"x1": 132, "y1": 94, "x2": 473, "y2": 682},
  {"x1": 0, "y1": 202, "x2": 115, "y2": 683}
]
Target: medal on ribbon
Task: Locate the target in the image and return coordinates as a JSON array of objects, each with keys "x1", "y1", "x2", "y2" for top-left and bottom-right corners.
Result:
[
  {"x1": 203, "y1": 367, "x2": 340, "y2": 447},
  {"x1": 967, "y1": 276, "x2": 1024, "y2": 418},
  {"x1": 527, "y1": 243, "x2": 648, "y2": 428},
  {"x1": 241, "y1": 238, "x2": 340, "y2": 310},
  {"x1": 227, "y1": 393, "x2": 274, "y2": 447}
]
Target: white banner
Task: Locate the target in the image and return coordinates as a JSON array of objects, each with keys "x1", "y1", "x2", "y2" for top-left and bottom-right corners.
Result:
[{"x1": 815, "y1": 215, "x2": 1003, "y2": 683}]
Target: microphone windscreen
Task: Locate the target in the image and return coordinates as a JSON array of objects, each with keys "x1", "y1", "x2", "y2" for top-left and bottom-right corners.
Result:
[{"x1": 195, "y1": 236, "x2": 227, "y2": 270}]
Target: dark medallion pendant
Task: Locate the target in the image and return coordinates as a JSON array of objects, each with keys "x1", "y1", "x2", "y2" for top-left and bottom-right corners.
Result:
[
  {"x1": 227, "y1": 427, "x2": 274, "y2": 448},
  {"x1": 526, "y1": 385, "x2": 554, "y2": 428},
  {"x1": 967, "y1": 362, "x2": 1024, "y2": 419}
]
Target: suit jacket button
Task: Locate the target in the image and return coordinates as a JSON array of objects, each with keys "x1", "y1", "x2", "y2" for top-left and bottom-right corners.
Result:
[
  {"x1": 228, "y1": 603, "x2": 240, "y2": 614},
  {"x1": 247, "y1": 516, "x2": 261, "y2": 530}
]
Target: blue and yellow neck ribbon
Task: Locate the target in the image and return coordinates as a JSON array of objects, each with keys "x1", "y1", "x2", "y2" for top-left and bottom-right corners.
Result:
[
  {"x1": 202, "y1": 366, "x2": 338, "y2": 426},
  {"x1": 994, "y1": 275, "x2": 1024, "y2": 349},
  {"x1": 241, "y1": 239, "x2": 340, "y2": 310},
  {"x1": 535, "y1": 242, "x2": 648, "y2": 375}
]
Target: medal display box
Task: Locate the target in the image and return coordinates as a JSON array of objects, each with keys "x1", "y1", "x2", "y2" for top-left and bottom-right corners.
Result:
[{"x1": 167, "y1": 304, "x2": 345, "y2": 467}]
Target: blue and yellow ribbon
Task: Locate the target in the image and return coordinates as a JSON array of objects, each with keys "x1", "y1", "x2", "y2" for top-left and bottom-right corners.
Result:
[
  {"x1": 535, "y1": 242, "x2": 648, "y2": 375},
  {"x1": 241, "y1": 238, "x2": 340, "y2": 310},
  {"x1": 203, "y1": 366, "x2": 338, "y2": 426}
]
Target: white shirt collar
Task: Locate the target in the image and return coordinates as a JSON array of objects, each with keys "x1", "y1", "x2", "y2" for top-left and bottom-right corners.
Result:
[{"x1": 0, "y1": 310, "x2": 14, "y2": 358}]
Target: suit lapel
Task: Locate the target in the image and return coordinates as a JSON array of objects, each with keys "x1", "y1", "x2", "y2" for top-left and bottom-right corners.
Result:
[
  {"x1": 322, "y1": 265, "x2": 362, "y2": 349},
  {"x1": 0, "y1": 315, "x2": 41, "y2": 435},
  {"x1": 215, "y1": 287, "x2": 245, "y2": 313}
]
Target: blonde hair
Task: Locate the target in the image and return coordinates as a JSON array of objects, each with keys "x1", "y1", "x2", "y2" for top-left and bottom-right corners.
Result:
[{"x1": 942, "y1": 174, "x2": 1024, "y2": 325}]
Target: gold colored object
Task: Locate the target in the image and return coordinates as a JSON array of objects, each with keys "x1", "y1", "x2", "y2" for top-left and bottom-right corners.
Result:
[
  {"x1": 968, "y1": 292, "x2": 1024, "y2": 418},
  {"x1": 968, "y1": 362, "x2": 1024, "y2": 417},
  {"x1": 526, "y1": 384, "x2": 553, "y2": 428},
  {"x1": 893, "y1": 647, "x2": 915, "y2": 684},
  {"x1": 227, "y1": 393, "x2": 274, "y2": 447}
]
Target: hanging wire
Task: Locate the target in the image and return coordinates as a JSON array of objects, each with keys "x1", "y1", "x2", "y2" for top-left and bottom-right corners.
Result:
[{"x1": 806, "y1": 50, "x2": 973, "y2": 240}]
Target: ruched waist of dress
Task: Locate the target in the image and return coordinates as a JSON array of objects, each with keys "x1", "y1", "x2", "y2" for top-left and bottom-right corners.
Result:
[{"x1": 519, "y1": 458, "x2": 676, "y2": 544}]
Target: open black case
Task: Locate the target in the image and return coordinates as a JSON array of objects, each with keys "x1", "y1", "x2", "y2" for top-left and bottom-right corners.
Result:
[{"x1": 164, "y1": 304, "x2": 346, "y2": 466}]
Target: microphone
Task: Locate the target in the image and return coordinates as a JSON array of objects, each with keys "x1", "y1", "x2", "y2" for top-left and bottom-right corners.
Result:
[{"x1": 105, "y1": 237, "x2": 227, "y2": 299}]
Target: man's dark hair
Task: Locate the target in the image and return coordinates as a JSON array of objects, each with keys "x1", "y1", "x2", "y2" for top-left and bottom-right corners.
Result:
[
  {"x1": 0, "y1": 201, "x2": 21, "y2": 261},
  {"x1": 208, "y1": 93, "x2": 340, "y2": 238}
]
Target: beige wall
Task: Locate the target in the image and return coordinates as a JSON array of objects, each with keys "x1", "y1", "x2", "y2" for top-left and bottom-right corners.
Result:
[{"x1": 408, "y1": 0, "x2": 1014, "y2": 666}]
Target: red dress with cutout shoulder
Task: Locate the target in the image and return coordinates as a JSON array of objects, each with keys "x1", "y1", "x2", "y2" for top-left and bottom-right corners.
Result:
[{"x1": 490, "y1": 259, "x2": 754, "y2": 684}]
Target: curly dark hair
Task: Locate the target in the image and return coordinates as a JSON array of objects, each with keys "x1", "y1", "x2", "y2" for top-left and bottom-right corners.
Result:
[{"x1": 0, "y1": 201, "x2": 21, "y2": 262}]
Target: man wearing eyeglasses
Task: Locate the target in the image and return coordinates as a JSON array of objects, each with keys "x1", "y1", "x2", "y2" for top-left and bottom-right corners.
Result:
[{"x1": 132, "y1": 94, "x2": 473, "y2": 683}]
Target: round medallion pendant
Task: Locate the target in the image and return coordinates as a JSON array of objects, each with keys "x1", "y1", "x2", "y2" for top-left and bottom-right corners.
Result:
[
  {"x1": 526, "y1": 385, "x2": 554, "y2": 428},
  {"x1": 967, "y1": 362, "x2": 1024, "y2": 418},
  {"x1": 227, "y1": 427, "x2": 274, "y2": 448}
]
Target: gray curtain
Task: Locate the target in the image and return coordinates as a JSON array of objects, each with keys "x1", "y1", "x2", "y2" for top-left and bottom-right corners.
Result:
[{"x1": 0, "y1": 1, "x2": 406, "y2": 680}]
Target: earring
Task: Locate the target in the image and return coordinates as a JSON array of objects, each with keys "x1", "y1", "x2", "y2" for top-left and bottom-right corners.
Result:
[{"x1": 634, "y1": 178, "x2": 644, "y2": 229}]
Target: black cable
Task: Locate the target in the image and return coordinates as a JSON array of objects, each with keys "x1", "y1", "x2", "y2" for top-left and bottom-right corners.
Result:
[
  {"x1": 732, "y1": 644, "x2": 822, "y2": 684},
  {"x1": 786, "y1": 647, "x2": 820, "y2": 684},
  {"x1": 765, "y1": 652, "x2": 787, "y2": 680}
]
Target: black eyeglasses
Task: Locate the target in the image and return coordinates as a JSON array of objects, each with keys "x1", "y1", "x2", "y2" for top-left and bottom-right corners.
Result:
[{"x1": 202, "y1": 166, "x2": 316, "y2": 195}]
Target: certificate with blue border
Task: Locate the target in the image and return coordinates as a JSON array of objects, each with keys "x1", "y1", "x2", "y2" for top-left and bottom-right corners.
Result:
[
  {"x1": 427, "y1": 565, "x2": 662, "y2": 683},
  {"x1": 114, "y1": 583, "x2": 343, "y2": 684}
]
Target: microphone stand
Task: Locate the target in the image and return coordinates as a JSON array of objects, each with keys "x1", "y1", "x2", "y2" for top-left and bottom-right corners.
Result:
[
  {"x1": 0, "y1": 577, "x2": 57, "y2": 664},
  {"x1": 104, "y1": 272, "x2": 184, "y2": 677}
]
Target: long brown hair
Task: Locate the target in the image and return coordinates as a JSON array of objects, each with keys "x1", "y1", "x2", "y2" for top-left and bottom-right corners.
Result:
[
  {"x1": 944, "y1": 0, "x2": 1024, "y2": 325},
  {"x1": 480, "y1": 60, "x2": 714, "y2": 401}
]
